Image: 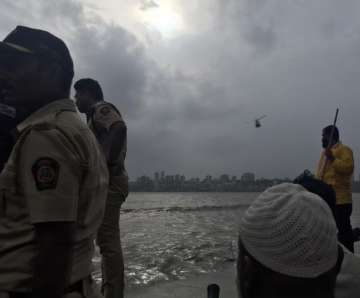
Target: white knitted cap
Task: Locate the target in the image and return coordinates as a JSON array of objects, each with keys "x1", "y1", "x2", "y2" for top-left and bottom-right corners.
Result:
[{"x1": 239, "y1": 183, "x2": 338, "y2": 278}]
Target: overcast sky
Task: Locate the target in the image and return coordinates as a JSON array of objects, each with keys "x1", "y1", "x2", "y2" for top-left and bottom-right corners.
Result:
[{"x1": 1, "y1": 0, "x2": 360, "y2": 180}]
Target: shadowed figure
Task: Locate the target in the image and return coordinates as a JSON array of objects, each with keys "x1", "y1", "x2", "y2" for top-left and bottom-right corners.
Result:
[
  {"x1": 0, "y1": 26, "x2": 107, "y2": 298},
  {"x1": 74, "y1": 78, "x2": 128, "y2": 298}
]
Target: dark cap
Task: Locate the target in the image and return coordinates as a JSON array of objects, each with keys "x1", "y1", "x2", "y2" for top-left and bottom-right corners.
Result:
[{"x1": 0, "y1": 26, "x2": 74, "y2": 76}]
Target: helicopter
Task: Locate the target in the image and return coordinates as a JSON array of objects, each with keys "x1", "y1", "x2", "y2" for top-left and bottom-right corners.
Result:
[{"x1": 254, "y1": 115, "x2": 267, "y2": 128}]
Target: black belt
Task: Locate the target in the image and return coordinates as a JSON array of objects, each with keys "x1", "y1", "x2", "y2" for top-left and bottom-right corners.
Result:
[{"x1": 9, "y1": 280, "x2": 83, "y2": 298}]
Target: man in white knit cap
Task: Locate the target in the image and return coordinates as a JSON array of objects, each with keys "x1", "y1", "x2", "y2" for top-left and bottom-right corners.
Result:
[{"x1": 237, "y1": 183, "x2": 340, "y2": 298}]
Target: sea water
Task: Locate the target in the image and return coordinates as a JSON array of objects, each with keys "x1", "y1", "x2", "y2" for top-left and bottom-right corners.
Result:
[{"x1": 92, "y1": 192, "x2": 360, "y2": 289}]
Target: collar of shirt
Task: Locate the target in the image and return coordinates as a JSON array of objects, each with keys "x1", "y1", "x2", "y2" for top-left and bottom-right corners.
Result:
[
  {"x1": 86, "y1": 101, "x2": 106, "y2": 122},
  {"x1": 17, "y1": 99, "x2": 77, "y2": 132}
]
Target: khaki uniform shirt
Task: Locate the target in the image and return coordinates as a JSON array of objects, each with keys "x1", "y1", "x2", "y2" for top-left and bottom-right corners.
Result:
[
  {"x1": 316, "y1": 142, "x2": 354, "y2": 205},
  {"x1": 88, "y1": 101, "x2": 128, "y2": 203},
  {"x1": 0, "y1": 99, "x2": 108, "y2": 291}
]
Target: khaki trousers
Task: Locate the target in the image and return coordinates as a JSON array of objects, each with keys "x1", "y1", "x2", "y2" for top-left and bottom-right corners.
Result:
[{"x1": 96, "y1": 193, "x2": 126, "y2": 298}]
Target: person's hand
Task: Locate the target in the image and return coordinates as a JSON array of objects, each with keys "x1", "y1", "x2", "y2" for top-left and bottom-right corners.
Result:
[{"x1": 325, "y1": 148, "x2": 335, "y2": 162}]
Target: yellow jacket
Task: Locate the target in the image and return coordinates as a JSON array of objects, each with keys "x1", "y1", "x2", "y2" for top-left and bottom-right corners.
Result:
[{"x1": 316, "y1": 143, "x2": 354, "y2": 205}]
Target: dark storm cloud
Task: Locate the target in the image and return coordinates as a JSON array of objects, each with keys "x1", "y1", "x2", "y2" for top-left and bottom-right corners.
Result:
[
  {"x1": 1, "y1": 0, "x2": 360, "y2": 180},
  {"x1": 139, "y1": 0, "x2": 360, "y2": 179},
  {"x1": 0, "y1": 0, "x2": 150, "y2": 120},
  {"x1": 0, "y1": 0, "x2": 151, "y2": 175},
  {"x1": 71, "y1": 25, "x2": 148, "y2": 118}
]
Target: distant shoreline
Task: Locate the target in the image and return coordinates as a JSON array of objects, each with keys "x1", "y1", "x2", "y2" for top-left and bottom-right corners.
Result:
[{"x1": 130, "y1": 177, "x2": 360, "y2": 193}]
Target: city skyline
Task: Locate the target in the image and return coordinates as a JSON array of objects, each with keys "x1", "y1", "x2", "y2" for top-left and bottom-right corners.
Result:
[
  {"x1": 130, "y1": 170, "x2": 360, "y2": 192},
  {"x1": 130, "y1": 170, "x2": 360, "y2": 182}
]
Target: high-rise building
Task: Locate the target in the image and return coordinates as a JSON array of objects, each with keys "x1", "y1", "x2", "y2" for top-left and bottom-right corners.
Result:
[
  {"x1": 220, "y1": 174, "x2": 230, "y2": 183},
  {"x1": 241, "y1": 172, "x2": 255, "y2": 182},
  {"x1": 154, "y1": 172, "x2": 159, "y2": 181}
]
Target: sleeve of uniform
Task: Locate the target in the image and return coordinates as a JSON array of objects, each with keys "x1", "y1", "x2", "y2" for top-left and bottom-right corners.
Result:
[
  {"x1": 18, "y1": 127, "x2": 82, "y2": 223},
  {"x1": 332, "y1": 146, "x2": 354, "y2": 175},
  {"x1": 107, "y1": 121, "x2": 127, "y2": 162},
  {"x1": 93, "y1": 104, "x2": 123, "y2": 131}
]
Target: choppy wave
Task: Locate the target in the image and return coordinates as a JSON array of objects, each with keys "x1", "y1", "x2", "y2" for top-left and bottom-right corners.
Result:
[
  {"x1": 121, "y1": 203, "x2": 248, "y2": 214},
  {"x1": 93, "y1": 193, "x2": 257, "y2": 288},
  {"x1": 93, "y1": 239, "x2": 238, "y2": 287}
]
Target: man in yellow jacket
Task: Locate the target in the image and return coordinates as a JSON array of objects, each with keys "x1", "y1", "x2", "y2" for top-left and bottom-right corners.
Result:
[{"x1": 316, "y1": 125, "x2": 354, "y2": 252}]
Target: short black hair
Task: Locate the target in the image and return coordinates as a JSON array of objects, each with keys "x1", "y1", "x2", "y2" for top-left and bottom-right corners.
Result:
[
  {"x1": 323, "y1": 125, "x2": 339, "y2": 142},
  {"x1": 74, "y1": 78, "x2": 104, "y2": 101}
]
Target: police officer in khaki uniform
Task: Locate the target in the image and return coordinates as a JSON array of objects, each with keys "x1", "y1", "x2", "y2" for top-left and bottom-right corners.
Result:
[
  {"x1": 74, "y1": 78, "x2": 128, "y2": 298},
  {"x1": 0, "y1": 26, "x2": 108, "y2": 298}
]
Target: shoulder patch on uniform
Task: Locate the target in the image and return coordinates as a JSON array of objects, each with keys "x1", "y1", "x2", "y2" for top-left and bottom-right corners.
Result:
[
  {"x1": 99, "y1": 106, "x2": 111, "y2": 116},
  {"x1": 32, "y1": 158, "x2": 60, "y2": 191},
  {"x1": 93, "y1": 103, "x2": 123, "y2": 131}
]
